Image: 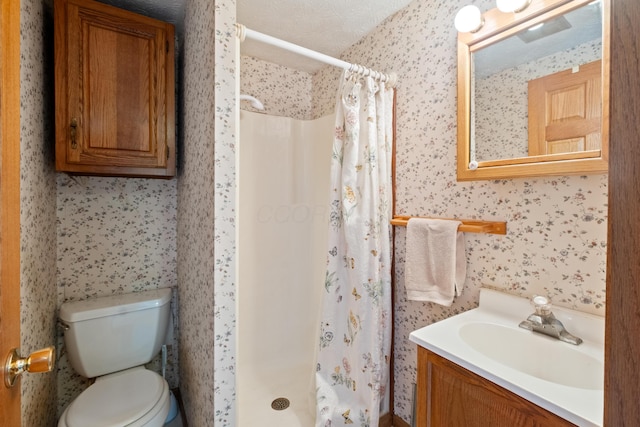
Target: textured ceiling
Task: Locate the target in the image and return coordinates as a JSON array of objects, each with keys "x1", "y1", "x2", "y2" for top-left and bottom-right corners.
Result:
[
  {"x1": 96, "y1": 0, "x2": 413, "y2": 74},
  {"x1": 237, "y1": 0, "x2": 413, "y2": 73}
]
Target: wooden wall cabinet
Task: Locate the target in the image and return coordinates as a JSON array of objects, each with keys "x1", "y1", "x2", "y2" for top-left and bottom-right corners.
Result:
[
  {"x1": 55, "y1": 0, "x2": 176, "y2": 178},
  {"x1": 416, "y1": 347, "x2": 575, "y2": 427}
]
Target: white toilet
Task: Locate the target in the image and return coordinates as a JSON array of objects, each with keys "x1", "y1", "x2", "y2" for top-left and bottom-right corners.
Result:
[{"x1": 58, "y1": 288, "x2": 173, "y2": 427}]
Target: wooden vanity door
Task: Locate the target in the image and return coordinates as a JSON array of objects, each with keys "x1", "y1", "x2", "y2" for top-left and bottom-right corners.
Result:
[
  {"x1": 416, "y1": 347, "x2": 574, "y2": 427},
  {"x1": 528, "y1": 60, "x2": 602, "y2": 157}
]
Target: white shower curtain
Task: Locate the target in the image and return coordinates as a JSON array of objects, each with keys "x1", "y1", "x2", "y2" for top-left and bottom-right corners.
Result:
[{"x1": 315, "y1": 70, "x2": 394, "y2": 427}]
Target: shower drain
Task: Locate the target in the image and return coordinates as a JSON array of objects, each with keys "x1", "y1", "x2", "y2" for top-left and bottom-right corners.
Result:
[{"x1": 271, "y1": 397, "x2": 290, "y2": 411}]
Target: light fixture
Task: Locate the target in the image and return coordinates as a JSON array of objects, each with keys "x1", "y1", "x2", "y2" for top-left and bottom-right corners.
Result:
[
  {"x1": 496, "y1": 0, "x2": 532, "y2": 13},
  {"x1": 517, "y1": 15, "x2": 571, "y2": 43},
  {"x1": 454, "y1": 5, "x2": 484, "y2": 33},
  {"x1": 528, "y1": 23, "x2": 544, "y2": 31}
]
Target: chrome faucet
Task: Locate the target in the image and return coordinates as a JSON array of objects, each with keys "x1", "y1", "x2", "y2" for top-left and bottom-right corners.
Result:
[{"x1": 519, "y1": 296, "x2": 583, "y2": 345}]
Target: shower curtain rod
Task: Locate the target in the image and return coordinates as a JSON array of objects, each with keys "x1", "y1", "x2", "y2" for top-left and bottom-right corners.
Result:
[{"x1": 235, "y1": 24, "x2": 397, "y2": 87}]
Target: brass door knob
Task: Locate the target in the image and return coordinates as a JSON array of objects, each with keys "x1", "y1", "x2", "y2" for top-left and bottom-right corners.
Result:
[{"x1": 4, "y1": 346, "x2": 55, "y2": 388}]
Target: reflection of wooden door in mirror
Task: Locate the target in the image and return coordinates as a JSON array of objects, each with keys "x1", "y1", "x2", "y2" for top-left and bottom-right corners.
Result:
[{"x1": 528, "y1": 60, "x2": 601, "y2": 156}]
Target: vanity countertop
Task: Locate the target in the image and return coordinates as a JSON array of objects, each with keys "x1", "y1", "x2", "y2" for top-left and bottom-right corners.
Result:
[{"x1": 409, "y1": 288, "x2": 604, "y2": 427}]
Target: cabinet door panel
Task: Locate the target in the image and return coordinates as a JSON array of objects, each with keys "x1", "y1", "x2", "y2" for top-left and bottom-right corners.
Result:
[
  {"x1": 55, "y1": 0, "x2": 175, "y2": 177},
  {"x1": 417, "y1": 348, "x2": 575, "y2": 427},
  {"x1": 86, "y1": 24, "x2": 151, "y2": 152}
]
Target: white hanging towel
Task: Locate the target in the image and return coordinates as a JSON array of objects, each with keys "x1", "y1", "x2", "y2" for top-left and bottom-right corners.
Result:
[{"x1": 404, "y1": 218, "x2": 467, "y2": 306}]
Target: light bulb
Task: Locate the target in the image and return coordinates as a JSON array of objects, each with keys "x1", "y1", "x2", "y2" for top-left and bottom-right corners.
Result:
[
  {"x1": 528, "y1": 23, "x2": 544, "y2": 31},
  {"x1": 454, "y1": 5, "x2": 483, "y2": 33},
  {"x1": 496, "y1": 0, "x2": 531, "y2": 13}
]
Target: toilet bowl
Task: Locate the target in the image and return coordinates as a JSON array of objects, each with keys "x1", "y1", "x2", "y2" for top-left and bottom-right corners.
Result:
[
  {"x1": 58, "y1": 367, "x2": 171, "y2": 427},
  {"x1": 58, "y1": 289, "x2": 173, "y2": 427}
]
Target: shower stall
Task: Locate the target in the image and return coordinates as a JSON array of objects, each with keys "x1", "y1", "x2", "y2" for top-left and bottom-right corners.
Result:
[
  {"x1": 237, "y1": 110, "x2": 334, "y2": 426},
  {"x1": 235, "y1": 24, "x2": 395, "y2": 426}
]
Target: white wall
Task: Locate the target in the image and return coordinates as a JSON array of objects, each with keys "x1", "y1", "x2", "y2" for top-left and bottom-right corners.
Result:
[{"x1": 237, "y1": 111, "x2": 332, "y2": 379}]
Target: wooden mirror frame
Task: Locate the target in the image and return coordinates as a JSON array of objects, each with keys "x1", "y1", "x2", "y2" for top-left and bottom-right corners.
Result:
[{"x1": 456, "y1": 0, "x2": 610, "y2": 181}]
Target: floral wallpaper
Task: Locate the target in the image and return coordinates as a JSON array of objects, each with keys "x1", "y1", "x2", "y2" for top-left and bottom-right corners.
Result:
[
  {"x1": 212, "y1": 0, "x2": 238, "y2": 424},
  {"x1": 241, "y1": 0, "x2": 609, "y2": 424},
  {"x1": 20, "y1": 0, "x2": 58, "y2": 425},
  {"x1": 177, "y1": 0, "x2": 238, "y2": 425},
  {"x1": 177, "y1": 0, "x2": 216, "y2": 425},
  {"x1": 240, "y1": 55, "x2": 313, "y2": 120},
  {"x1": 311, "y1": 3, "x2": 609, "y2": 307},
  {"x1": 56, "y1": 176, "x2": 177, "y2": 302},
  {"x1": 55, "y1": 174, "x2": 178, "y2": 413},
  {"x1": 315, "y1": 0, "x2": 608, "y2": 423}
]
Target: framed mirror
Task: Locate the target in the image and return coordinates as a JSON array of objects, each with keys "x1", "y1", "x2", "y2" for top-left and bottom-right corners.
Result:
[{"x1": 457, "y1": 0, "x2": 609, "y2": 181}]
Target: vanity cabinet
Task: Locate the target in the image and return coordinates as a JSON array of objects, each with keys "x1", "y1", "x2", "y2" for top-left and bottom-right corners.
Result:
[
  {"x1": 54, "y1": 0, "x2": 176, "y2": 178},
  {"x1": 416, "y1": 347, "x2": 575, "y2": 427}
]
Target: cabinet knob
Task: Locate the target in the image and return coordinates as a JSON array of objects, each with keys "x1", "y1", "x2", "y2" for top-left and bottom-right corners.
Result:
[
  {"x1": 4, "y1": 346, "x2": 55, "y2": 388},
  {"x1": 70, "y1": 118, "x2": 78, "y2": 149}
]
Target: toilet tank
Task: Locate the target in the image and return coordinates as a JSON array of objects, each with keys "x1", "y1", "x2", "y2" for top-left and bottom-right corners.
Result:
[{"x1": 59, "y1": 288, "x2": 172, "y2": 378}]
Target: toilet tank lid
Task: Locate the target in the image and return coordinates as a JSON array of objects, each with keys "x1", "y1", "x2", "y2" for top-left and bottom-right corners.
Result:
[{"x1": 59, "y1": 288, "x2": 172, "y2": 323}]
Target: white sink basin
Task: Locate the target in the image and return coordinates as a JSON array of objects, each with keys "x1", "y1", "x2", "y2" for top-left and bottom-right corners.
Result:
[
  {"x1": 409, "y1": 288, "x2": 604, "y2": 426},
  {"x1": 459, "y1": 322, "x2": 603, "y2": 390}
]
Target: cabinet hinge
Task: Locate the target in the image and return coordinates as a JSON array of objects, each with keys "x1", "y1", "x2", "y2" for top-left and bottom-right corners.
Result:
[
  {"x1": 167, "y1": 145, "x2": 170, "y2": 160},
  {"x1": 166, "y1": 41, "x2": 169, "y2": 53}
]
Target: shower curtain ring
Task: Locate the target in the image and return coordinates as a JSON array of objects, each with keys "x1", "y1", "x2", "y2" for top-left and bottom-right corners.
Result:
[{"x1": 386, "y1": 72, "x2": 398, "y2": 88}]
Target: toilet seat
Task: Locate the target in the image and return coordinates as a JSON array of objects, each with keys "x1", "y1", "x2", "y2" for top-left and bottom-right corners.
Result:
[{"x1": 60, "y1": 367, "x2": 170, "y2": 427}]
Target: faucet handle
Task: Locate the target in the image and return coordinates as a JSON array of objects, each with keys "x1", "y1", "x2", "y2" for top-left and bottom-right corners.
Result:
[{"x1": 532, "y1": 295, "x2": 552, "y2": 315}]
